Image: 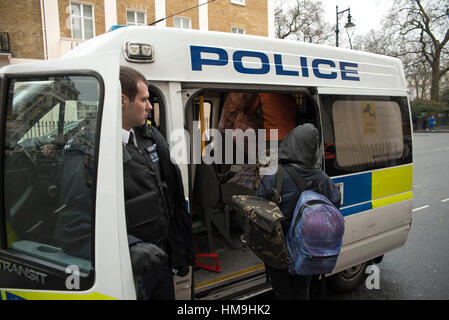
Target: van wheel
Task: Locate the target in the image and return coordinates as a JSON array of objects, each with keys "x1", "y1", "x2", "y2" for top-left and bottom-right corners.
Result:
[{"x1": 327, "y1": 262, "x2": 368, "y2": 294}]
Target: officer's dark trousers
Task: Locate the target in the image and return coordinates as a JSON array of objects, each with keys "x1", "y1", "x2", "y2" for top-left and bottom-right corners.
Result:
[
  {"x1": 135, "y1": 262, "x2": 175, "y2": 300},
  {"x1": 265, "y1": 265, "x2": 311, "y2": 300}
]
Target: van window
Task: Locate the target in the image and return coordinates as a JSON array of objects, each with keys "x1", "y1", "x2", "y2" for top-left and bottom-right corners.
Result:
[
  {"x1": 149, "y1": 90, "x2": 161, "y2": 128},
  {"x1": 320, "y1": 95, "x2": 412, "y2": 177},
  {"x1": 148, "y1": 87, "x2": 168, "y2": 139},
  {"x1": 1, "y1": 75, "x2": 101, "y2": 289}
]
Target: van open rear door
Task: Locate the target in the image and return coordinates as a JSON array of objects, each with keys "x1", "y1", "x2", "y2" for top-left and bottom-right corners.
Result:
[{"x1": 0, "y1": 50, "x2": 135, "y2": 300}]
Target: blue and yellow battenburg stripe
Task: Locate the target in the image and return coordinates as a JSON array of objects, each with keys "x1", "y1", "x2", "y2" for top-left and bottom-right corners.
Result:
[{"x1": 332, "y1": 164, "x2": 413, "y2": 216}]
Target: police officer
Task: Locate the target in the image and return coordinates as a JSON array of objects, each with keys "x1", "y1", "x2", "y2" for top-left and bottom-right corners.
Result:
[{"x1": 120, "y1": 66, "x2": 194, "y2": 300}]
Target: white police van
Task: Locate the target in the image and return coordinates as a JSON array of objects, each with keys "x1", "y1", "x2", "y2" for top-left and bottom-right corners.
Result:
[{"x1": 0, "y1": 27, "x2": 413, "y2": 300}]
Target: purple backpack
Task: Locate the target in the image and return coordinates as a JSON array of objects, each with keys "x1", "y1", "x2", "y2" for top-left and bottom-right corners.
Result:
[{"x1": 286, "y1": 190, "x2": 345, "y2": 275}]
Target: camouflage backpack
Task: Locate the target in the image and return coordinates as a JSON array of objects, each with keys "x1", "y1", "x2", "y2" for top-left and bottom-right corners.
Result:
[{"x1": 231, "y1": 168, "x2": 290, "y2": 269}]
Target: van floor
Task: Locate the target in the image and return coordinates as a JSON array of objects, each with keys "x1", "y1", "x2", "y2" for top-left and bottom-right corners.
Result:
[{"x1": 193, "y1": 231, "x2": 265, "y2": 290}]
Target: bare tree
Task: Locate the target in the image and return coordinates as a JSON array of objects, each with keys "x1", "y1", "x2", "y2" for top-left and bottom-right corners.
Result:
[
  {"x1": 384, "y1": 0, "x2": 449, "y2": 102},
  {"x1": 275, "y1": 0, "x2": 333, "y2": 44},
  {"x1": 354, "y1": 19, "x2": 433, "y2": 100}
]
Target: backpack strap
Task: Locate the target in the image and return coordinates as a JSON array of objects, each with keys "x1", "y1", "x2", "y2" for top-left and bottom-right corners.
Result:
[
  {"x1": 283, "y1": 165, "x2": 309, "y2": 193},
  {"x1": 271, "y1": 166, "x2": 284, "y2": 205},
  {"x1": 274, "y1": 165, "x2": 284, "y2": 193}
]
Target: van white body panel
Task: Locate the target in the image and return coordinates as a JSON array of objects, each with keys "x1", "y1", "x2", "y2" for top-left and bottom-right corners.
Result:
[{"x1": 334, "y1": 199, "x2": 412, "y2": 273}]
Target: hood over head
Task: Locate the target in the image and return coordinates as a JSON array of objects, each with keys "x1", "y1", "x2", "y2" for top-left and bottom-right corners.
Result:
[{"x1": 278, "y1": 123, "x2": 321, "y2": 171}]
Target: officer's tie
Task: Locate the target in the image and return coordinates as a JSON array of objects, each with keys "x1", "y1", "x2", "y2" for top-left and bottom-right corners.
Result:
[{"x1": 128, "y1": 131, "x2": 134, "y2": 146}]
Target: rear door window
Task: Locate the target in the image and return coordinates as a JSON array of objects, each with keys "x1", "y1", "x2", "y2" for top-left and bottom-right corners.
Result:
[{"x1": 320, "y1": 95, "x2": 412, "y2": 176}]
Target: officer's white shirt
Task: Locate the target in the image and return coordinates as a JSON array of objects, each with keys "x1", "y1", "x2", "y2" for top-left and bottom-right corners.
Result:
[{"x1": 122, "y1": 128, "x2": 138, "y2": 147}]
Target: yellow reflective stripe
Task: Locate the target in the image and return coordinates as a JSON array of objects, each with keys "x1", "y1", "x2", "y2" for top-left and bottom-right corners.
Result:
[
  {"x1": 0, "y1": 290, "x2": 6, "y2": 300},
  {"x1": 2, "y1": 290, "x2": 115, "y2": 300},
  {"x1": 372, "y1": 165, "x2": 413, "y2": 200},
  {"x1": 195, "y1": 264, "x2": 265, "y2": 290},
  {"x1": 372, "y1": 191, "x2": 413, "y2": 209}
]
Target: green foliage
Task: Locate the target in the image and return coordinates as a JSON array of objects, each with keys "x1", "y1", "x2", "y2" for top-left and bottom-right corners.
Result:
[
  {"x1": 411, "y1": 98, "x2": 447, "y2": 117},
  {"x1": 440, "y1": 86, "x2": 449, "y2": 107}
]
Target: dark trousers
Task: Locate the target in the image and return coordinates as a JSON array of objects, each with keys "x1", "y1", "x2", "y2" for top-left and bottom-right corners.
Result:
[
  {"x1": 135, "y1": 262, "x2": 175, "y2": 300},
  {"x1": 265, "y1": 265, "x2": 311, "y2": 300}
]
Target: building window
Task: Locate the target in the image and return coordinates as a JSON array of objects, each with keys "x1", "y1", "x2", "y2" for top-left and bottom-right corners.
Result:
[
  {"x1": 231, "y1": 0, "x2": 246, "y2": 5},
  {"x1": 174, "y1": 16, "x2": 192, "y2": 29},
  {"x1": 127, "y1": 10, "x2": 146, "y2": 26},
  {"x1": 232, "y1": 27, "x2": 245, "y2": 34},
  {"x1": 71, "y1": 2, "x2": 95, "y2": 40}
]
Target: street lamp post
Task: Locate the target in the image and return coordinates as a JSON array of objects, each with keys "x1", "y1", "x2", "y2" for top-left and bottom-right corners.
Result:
[{"x1": 335, "y1": 6, "x2": 356, "y2": 48}]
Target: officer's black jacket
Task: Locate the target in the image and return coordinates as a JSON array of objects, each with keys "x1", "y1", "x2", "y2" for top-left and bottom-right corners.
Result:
[{"x1": 124, "y1": 124, "x2": 195, "y2": 269}]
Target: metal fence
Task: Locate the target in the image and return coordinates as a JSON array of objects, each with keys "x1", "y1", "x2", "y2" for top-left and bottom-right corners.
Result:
[{"x1": 23, "y1": 120, "x2": 78, "y2": 140}]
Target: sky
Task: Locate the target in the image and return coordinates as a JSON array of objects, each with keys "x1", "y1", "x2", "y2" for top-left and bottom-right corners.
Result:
[{"x1": 320, "y1": 0, "x2": 393, "y2": 36}]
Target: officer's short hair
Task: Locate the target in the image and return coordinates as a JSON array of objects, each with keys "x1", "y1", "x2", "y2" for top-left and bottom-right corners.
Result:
[{"x1": 120, "y1": 66, "x2": 148, "y2": 102}]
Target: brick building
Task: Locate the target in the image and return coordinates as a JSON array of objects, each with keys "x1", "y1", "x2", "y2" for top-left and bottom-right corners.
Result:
[{"x1": 0, "y1": 0, "x2": 275, "y2": 67}]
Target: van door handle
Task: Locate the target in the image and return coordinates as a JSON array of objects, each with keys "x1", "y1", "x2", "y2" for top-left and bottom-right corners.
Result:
[{"x1": 335, "y1": 182, "x2": 344, "y2": 206}]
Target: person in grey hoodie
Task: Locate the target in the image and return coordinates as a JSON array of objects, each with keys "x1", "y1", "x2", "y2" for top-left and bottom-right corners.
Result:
[{"x1": 256, "y1": 123, "x2": 341, "y2": 299}]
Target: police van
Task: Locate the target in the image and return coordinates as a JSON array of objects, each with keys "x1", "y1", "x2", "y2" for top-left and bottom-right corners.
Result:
[{"x1": 0, "y1": 27, "x2": 413, "y2": 300}]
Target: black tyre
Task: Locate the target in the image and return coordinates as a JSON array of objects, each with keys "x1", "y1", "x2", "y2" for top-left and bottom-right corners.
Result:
[{"x1": 327, "y1": 262, "x2": 369, "y2": 294}]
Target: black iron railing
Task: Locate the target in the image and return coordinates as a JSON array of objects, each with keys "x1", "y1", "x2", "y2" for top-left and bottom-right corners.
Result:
[
  {"x1": 0, "y1": 32, "x2": 11, "y2": 53},
  {"x1": 22, "y1": 120, "x2": 80, "y2": 140}
]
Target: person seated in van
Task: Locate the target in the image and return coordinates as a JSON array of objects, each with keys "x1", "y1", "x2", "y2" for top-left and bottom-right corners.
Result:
[
  {"x1": 256, "y1": 123, "x2": 341, "y2": 300},
  {"x1": 218, "y1": 92, "x2": 296, "y2": 190},
  {"x1": 217, "y1": 92, "x2": 260, "y2": 190},
  {"x1": 251, "y1": 92, "x2": 296, "y2": 141},
  {"x1": 218, "y1": 92, "x2": 297, "y2": 141},
  {"x1": 218, "y1": 92, "x2": 258, "y2": 134}
]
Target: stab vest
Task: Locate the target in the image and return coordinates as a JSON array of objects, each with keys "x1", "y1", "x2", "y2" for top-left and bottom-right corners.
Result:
[{"x1": 122, "y1": 127, "x2": 171, "y2": 245}]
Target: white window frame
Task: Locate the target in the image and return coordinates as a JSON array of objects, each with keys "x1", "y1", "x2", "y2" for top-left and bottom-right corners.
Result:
[
  {"x1": 126, "y1": 9, "x2": 147, "y2": 26},
  {"x1": 70, "y1": 1, "x2": 95, "y2": 40},
  {"x1": 232, "y1": 27, "x2": 245, "y2": 34},
  {"x1": 231, "y1": 0, "x2": 246, "y2": 6},
  {"x1": 173, "y1": 16, "x2": 192, "y2": 29}
]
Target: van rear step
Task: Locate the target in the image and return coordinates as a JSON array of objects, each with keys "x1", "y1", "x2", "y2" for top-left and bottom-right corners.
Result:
[{"x1": 195, "y1": 264, "x2": 270, "y2": 300}]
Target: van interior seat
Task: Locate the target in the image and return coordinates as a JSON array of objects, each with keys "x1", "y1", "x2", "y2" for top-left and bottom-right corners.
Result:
[{"x1": 191, "y1": 163, "x2": 255, "y2": 252}]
